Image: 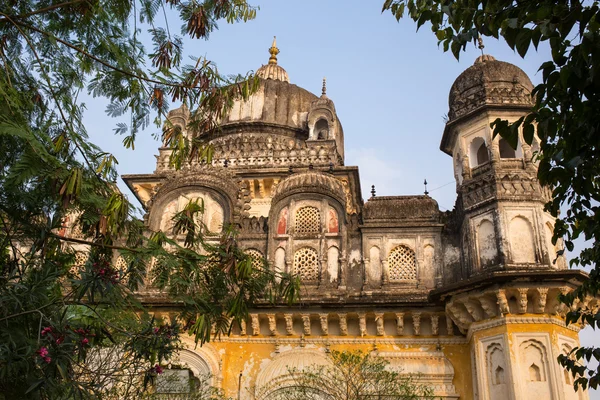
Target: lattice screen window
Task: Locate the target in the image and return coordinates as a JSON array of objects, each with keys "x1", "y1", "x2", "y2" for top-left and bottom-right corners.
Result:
[
  {"x1": 293, "y1": 247, "x2": 319, "y2": 281},
  {"x1": 295, "y1": 206, "x2": 321, "y2": 235},
  {"x1": 388, "y1": 245, "x2": 417, "y2": 281},
  {"x1": 74, "y1": 252, "x2": 88, "y2": 267},
  {"x1": 115, "y1": 256, "x2": 128, "y2": 272},
  {"x1": 246, "y1": 249, "x2": 264, "y2": 270}
]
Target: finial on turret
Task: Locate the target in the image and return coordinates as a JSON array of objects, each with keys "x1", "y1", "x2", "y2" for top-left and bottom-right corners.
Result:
[
  {"x1": 424, "y1": 179, "x2": 429, "y2": 196},
  {"x1": 322, "y1": 77, "x2": 327, "y2": 96},
  {"x1": 371, "y1": 185, "x2": 376, "y2": 198},
  {"x1": 477, "y1": 35, "x2": 485, "y2": 56},
  {"x1": 268, "y1": 36, "x2": 279, "y2": 65}
]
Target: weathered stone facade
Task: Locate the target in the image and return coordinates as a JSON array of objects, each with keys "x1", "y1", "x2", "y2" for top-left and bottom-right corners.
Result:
[{"x1": 116, "y1": 43, "x2": 590, "y2": 399}]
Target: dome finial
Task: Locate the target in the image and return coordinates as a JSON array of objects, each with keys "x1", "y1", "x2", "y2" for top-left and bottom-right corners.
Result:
[
  {"x1": 268, "y1": 36, "x2": 279, "y2": 65},
  {"x1": 477, "y1": 34, "x2": 485, "y2": 55},
  {"x1": 322, "y1": 77, "x2": 327, "y2": 96}
]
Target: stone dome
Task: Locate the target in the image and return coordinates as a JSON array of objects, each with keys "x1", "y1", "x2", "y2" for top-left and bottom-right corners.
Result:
[
  {"x1": 220, "y1": 79, "x2": 317, "y2": 129},
  {"x1": 271, "y1": 170, "x2": 347, "y2": 206},
  {"x1": 448, "y1": 55, "x2": 534, "y2": 122},
  {"x1": 256, "y1": 63, "x2": 289, "y2": 83},
  {"x1": 219, "y1": 37, "x2": 321, "y2": 131}
]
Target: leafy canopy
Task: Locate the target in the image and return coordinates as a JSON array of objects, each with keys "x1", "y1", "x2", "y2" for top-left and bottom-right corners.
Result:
[{"x1": 0, "y1": 0, "x2": 298, "y2": 398}]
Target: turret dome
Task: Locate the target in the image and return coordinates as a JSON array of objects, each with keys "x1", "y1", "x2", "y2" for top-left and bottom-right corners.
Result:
[{"x1": 447, "y1": 55, "x2": 534, "y2": 122}]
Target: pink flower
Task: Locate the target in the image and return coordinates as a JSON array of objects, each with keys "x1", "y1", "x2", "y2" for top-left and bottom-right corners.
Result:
[
  {"x1": 43, "y1": 356, "x2": 51, "y2": 364},
  {"x1": 153, "y1": 327, "x2": 159, "y2": 334},
  {"x1": 155, "y1": 364, "x2": 163, "y2": 374},
  {"x1": 81, "y1": 338, "x2": 89, "y2": 345},
  {"x1": 41, "y1": 327, "x2": 52, "y2": 336},
  {"x1": 37, "y1": 347, "x2": 49, "y2": 358}
]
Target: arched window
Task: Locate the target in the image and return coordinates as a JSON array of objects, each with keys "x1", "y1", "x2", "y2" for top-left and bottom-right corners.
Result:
[
  {"x1": 387, "y1": 245, "x2": 416, "y2": 281},
  {"x1": 499, "y1": 138, "x2": 517, "y2": 158},
  {"x1": 315, "y1": 119, "x2": 329, "y2": 140},
  {"x1": 295, "y1": 206, "x2": 321, "y2": 235},
  {"x1": 293, "y1": 247, "x2": 319, "y2": 281},
  {"x1": 469, "y1": 137, "x2": 489, "y2": 167},
  {"x1": 477, "y1": 142, "x2": 489, "y2": 164}
]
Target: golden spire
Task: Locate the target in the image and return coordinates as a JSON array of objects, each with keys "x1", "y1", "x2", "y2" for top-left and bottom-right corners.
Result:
[{"x1": 268, "y1": 36, "x2": 279, "y2": 65}]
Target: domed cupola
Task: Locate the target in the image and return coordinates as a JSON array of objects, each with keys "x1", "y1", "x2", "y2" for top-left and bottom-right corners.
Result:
[
  {"x1": 256, "y1": 37, "x2": 289, "y2": 83},
  {"x1": 447, "y1": 55, "x2": 534, "y2": 123}
]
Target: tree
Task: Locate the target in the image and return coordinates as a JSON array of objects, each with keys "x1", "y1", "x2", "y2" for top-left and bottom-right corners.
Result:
[
  {"x1": 254, "y1": 350, "x2": 434, "y2": 400},
  {"x1": 0, "y1": 1, "x2": 298, "y2": 398},
  {"x1": 382, "y1": 0, "x2": 600, "y2": 390}
]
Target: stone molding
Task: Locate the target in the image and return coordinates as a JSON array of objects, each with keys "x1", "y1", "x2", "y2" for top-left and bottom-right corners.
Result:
[{"x1": 467, "y1": 316, "x2": 580, "y2": 341}]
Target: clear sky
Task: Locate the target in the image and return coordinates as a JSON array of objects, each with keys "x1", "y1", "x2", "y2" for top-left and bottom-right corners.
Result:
[{"x1": 82, "y1": 1, "x2": 598, "y2": 396}]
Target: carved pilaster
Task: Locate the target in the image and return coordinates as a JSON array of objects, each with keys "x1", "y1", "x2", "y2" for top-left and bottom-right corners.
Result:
[
  {"x1": 395, "y1": 313, "x2": 404, "y2": 335},
  {"x1": 412, "y1": 313, "x2": 421, "y2": 336},
  {"x1": 267, "y1": 313, "x2": 277, "y2": 336},
  {"x1": 302, "y1": 314, "x2": 311, "y2": 336},
  {"x1": 535, "y1": 287, "x2": 549, "y2": 313},
  {"x1": 431, "y1": 315, "x2": 439, "y2": 336},
  {"x1": 339, "y1": 313, "x2": 348, "y2": 336},
  {"x1": 374, "y1": 312, "x2": 384, "y2": 336},
  {"x1": 284, "y1": 314, "x2": 294, "y2": 335},
  {"x1": 496, "y1": 289, "x2": 510, "y2": 316},
  {"x1": 251, "y1": 314, "x2": 260, "y2": 336},
  {"x1": 358, "y1": 313, "x2": 367, "y2": 337},
  {"x1": 518, "y1": 288, "x2": 529, "y2": 314},
  {"x1": 320, "y1": 314, "x2": 329, "y2": 336}
]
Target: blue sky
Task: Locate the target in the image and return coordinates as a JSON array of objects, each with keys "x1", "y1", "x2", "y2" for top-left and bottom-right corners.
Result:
[{"x1": 83, "y1": 1, "x2": 598, "y2": 395}]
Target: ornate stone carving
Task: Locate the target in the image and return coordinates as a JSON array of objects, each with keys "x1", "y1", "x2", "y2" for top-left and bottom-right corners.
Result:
[
  {"x1": 339, "y1": 313, "x2": 348, "y2": 336},
  {"x1": 251, "y1": 314, "x2": 260, "y2": 336},
  {"x1": 431, "y1": 315, "x2": 439, "y2": 336},
  {"x1": 267, "y1": 314, "x2": 277, "y2": 336},
  {"x1": 319, "y1": 314, "x2": 329, "y2": 336},
  {"x1": 302, "y1": 314, "x2": 311, "y2": 336},
  {"x1": 518, "y1": 288, "x2": 529, "y2": 314},
  {"x1": 496, "y1": 289, "x2": 510, "y2": 316},
  {"x1": 284, "y1": 314, "x2": 294, "y2": 335},
  {"x1": 535, "y1": 287, "x2": 549, "y2": 313},
  {"x1": 395, "y1": 313, "x2": 404, "y2": 336},
  {"x1": 358, "y1": 313, "x2": 367, "y2": 337},
  {"x1": 239, "y1": 216, "x2": 268, "y2": 234},
  {"x1": 374, "y1": 312, "x2": 384, "y2": 336},
  {"x1": 412, "y1": 313, "x2": 421, "y2": 336}
]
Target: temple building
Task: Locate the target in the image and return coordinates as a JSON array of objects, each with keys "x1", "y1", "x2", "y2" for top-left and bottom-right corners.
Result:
[{"x1": 117, "y1": 39, "x2": 589, "y2": 399}]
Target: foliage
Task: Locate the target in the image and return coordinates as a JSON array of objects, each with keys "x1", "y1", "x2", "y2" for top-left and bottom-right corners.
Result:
[
  {"x1": 255, "y1": 350, "x2": 434, "y2": 400},
  {"x1": 382, "y1": 0, "x2": 600, "y2": 390},
  {"x1": 0, "y1": 0, "x2": 298, "y2": 398}
]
